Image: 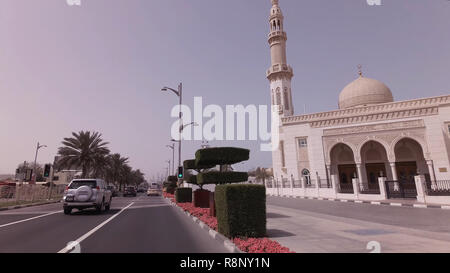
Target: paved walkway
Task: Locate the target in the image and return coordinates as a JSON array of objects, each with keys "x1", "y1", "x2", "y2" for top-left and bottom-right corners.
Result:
[
  {"x1": 268, "y1": 193, "x2": 450, "y2": 209},
  {"x1": 267, "y1": 196, "x2": 450, "y2": 253}
]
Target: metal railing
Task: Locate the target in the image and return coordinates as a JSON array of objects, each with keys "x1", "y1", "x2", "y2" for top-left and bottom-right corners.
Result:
[
  {"x1": 426, "y1": 180, "x2": 450, "y2": 196},
  {"x1": 385, "y1": 180, "x2": 417, "y2": 199},
  {"x1": 305, "y1": 179, "x2": 316, "y2": 188},
  {"x1": 359, "y1": 187, "x2": 381, "y2": 195},
  {"x1": 293, "y1": 180, "x2": 302, "y2": 188},
  {"x1": 282, "y1": 179, "x2": 290, "y2": 188},
  {"x1": 318, "y1": 179, "x2": 332, "y2": 188},
  {"x1": 338, "y1": 183, "x2": 354, "y2": 194}
]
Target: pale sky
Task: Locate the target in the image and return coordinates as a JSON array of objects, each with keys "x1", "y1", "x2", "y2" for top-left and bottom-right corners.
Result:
[{"x1": 0, "y1": 0, "x2": 449, "y2": 179}]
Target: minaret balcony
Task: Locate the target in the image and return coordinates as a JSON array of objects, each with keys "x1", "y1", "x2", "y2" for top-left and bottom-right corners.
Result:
[
  {"x1": 268, "y1": 31, "x2": 287, "y2": 41},
  {"x1": 267, "y1": 64, "x2": 293, "y2": 78}
]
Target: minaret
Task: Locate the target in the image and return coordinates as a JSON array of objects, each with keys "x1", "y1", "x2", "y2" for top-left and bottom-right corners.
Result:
[{"x1": 267, "y1": 0, "x2": 294, "y2": 117}]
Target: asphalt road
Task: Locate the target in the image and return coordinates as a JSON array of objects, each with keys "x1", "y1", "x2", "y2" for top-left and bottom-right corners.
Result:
[{"x1": 0, "y1": 194, "x2": 227, "y2": 253}]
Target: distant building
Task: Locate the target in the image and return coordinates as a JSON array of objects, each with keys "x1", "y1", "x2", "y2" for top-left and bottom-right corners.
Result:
[{"x1": 51, "y1": 170, "x2": 81, "y2": 185}]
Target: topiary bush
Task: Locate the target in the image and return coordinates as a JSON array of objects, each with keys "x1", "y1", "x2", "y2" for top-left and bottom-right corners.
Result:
[
  {"x1": 195, "y1": 147, "x2": 250, "y2": 166},
  {"x1": 175, "y1": 187, "x2": 192, "y2": 203},
  {"x1": 215, "y1": 184, "x2": 266, "y2": 238},
  {"x1": 167, "y1": 176, "x2": 178, "y2": 183},
  {"x1": 165, "y1": 176, "x2": 178, "y2": 194},
  {"x1": 197, "y1": 171, "x2": 249, "y2": 185}
]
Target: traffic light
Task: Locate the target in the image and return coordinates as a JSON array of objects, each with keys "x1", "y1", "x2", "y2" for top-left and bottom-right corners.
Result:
[
  {"x1": 44, "y1": 164, "x2": 51, "y2": 178},
  {"x1": 178, "y1": 166, "x2": 183, "y2": 179}
]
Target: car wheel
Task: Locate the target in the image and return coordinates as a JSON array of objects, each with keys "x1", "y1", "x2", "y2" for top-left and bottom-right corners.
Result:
[
  {"x1": 105, "y1": 198, "x2": 111, "y2": 211},
  {"x1": 96, "y1": 200, "x2": 104, "y2": 214},
  {"x1": 64, "y1": 207, "x2": 72, "y2": 215}
]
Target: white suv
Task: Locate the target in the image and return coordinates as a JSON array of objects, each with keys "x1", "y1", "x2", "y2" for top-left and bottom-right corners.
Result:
[{"x1": 63, "y1": 179, "x2": 112, "y2": 215}]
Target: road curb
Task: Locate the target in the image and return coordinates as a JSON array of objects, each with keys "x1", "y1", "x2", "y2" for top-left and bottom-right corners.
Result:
[
  {"x1": 164, "y1": 197, "x2": 244, "y2": 253},
  {"x1": 267, "y1": 194, "x2": 450, "y2": 210},
  {"x1": 0, "y1": 200, "x2": 61, "y2": 211}
]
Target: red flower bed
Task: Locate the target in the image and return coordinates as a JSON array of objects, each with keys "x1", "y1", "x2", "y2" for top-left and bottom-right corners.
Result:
[
  {"x1": 232, "y1": 237, "x2": 294, "y2": 253},
  {"x1": 163, "y1": 192, "x2": 294, "y2": 253}
]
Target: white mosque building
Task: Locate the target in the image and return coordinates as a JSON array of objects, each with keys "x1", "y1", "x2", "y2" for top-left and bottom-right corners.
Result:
[{"x1": 266, "y1": 0, "x2": 450, "y2": 204}]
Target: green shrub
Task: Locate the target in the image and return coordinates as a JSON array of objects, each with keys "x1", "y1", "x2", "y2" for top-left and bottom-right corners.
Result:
[
  {"x1": 184, "y1": 159, "x2": 215, "y2": 171},
  {"x1": 188, "y1": 175, "x2": 197, "y2": 185},
  {"x1": 197, "y1": 172, "x2": 248, "y2": 185},
  {"x1": 195, "y1": 147, "x2": 249, "y2": 166},
  {"x1": 175, "y1": 188, "x2": 192, "y2": 203},
  {"x1": 167, "y1": 176, "x2": 178, "y2": 183},
  {"x1": 166, "y1": 184, "x2": 177, "y2": 194},
  {"x1": 215, "y1": 184, "x2": 266, "y2": 238}
]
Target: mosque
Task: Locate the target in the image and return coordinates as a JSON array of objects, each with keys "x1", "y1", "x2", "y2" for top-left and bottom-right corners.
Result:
[{"x1": 266, "y1": 0, "x2": 450, "y2": 203}]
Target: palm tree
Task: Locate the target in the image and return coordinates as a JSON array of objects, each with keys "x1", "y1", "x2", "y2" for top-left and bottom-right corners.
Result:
[
  {"x1": 105, "y1": 153, "x2": 129, "y2": 188},
  {"x1": 57, "y1": 131, "x2": 110, "y2": 178}
]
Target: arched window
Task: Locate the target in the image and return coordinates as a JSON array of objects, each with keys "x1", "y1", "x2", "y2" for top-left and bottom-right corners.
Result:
[
  {"x1": 276, "y1": 88, "x2": 281, "y2": 105},
  {"x1": 283, "y1": 88, "x2": 289, "y2": 110},
  {"x1": 302, "y1": 169, "x2": 311, "y2": 185}
]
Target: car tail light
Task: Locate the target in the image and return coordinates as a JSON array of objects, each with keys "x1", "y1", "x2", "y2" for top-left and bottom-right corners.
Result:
[{"x1": 96, "y1": 186, "x2": 100, "y2": 190}]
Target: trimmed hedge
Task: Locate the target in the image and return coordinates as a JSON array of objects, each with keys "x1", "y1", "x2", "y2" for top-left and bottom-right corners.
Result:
[
  {"x1": 184, "y1": 159, "x2": 215, "y2": 171},
  {"x1": 188, "y1": 175, "x2": 197, "y2": 185},
  {"x1": 197, "y1": 171, "x2": 248, "y2": 185},
  {"x1": 195, "y1": 147, "x2": 250, "y2": 166},
  {"x1": 175, "y1": 187, "x2": 192, "y2": 203},
  {"x1": 167, "y1": 176, "x2": 178, "y2": 183},
  {"x1": 166, "y1": 183, "x2": 177, "y2": 194},
  {"x1": 215, "y1": 184, "x2": 266, "y2": 238}
]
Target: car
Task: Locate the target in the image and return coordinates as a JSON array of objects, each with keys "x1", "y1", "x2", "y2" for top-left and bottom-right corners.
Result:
[
  {"x1": 123, "y1": 186, "x2": 137, "y2": 197},
  {"x1": 147, "y1": 188, "x2": 160, "y2": 196},
  {"x1": 63, "y1": 179, "x2": 112, "y2": 215},
  {"x1": 107, "y1": 185, "x2": 118, "y2": 197}
]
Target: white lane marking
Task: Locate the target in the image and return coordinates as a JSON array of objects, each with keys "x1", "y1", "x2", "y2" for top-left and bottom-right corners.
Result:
[
  {"x1": 57, "y1": 202, "x2": 134, "y2": 253},
  {"x1": 0, "y1": 211, "x2": 62, "y2": 228}
]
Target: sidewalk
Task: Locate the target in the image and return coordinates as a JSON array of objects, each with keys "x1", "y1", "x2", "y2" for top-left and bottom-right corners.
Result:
[
  {"x1": 266, "y1": 203, "x2": 450, "y2": 253},
  {"x1": 268, "y1": 193, "x2": 450, "y2": 210}
]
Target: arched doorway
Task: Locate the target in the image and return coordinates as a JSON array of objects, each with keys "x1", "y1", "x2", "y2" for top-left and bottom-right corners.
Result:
[
  {"x1": 360, "y1": 141, "x2": 389, "y2": 192},
  {"x1": 394, "y1": 138, "x2": 428, "y2": 182},
  {"x1": 388, "y1": 138, "x2": 427, "y2": 198},
  {"x1": 330, "y1": 143, "x2": 356, "y2": 193}
]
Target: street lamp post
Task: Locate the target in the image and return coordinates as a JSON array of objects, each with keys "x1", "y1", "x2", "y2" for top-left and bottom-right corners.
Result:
[
  {"x1": 166, "y1": 160, "x2": 171, "y2": 177},
  {"x1": 161, "y1": 83, "x2": 182, "y2": 178},
  {"x1": 166, "y1": 144, "x2": 175, "y2": 175},
  {"x1": 32, "y1": 142, "x2": 47, "y2": 184}
]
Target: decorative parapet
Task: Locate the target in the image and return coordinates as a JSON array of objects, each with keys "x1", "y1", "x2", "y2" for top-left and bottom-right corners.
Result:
[
  {"x1": 282, "y1": 95, "x2": 450, "y2": 128},
  {"x1": 323, "y1": 119, "x2": 425, "y2": 137},
  {"x1": 267, "y1": 64, "x2": 293, "y2": 80}
]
